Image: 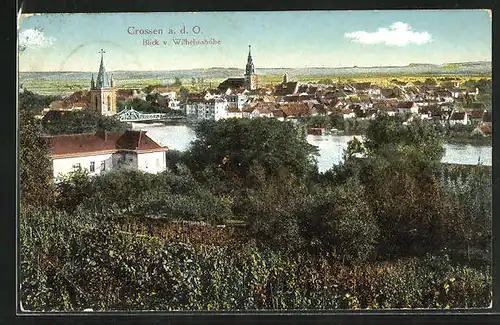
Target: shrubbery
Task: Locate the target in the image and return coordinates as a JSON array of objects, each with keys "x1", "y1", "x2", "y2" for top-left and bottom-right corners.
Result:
[
  {"x1": 20, "y1": 207, "x2": 491, "y2": 311},
  {"x1": 19, "y1": 115, "x2": 492, "y2": 310}
]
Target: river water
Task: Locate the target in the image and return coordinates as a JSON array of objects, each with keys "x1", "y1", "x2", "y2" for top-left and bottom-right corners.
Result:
[{"x1": 133, "y1": 123, "x2": 492, "y2": 172}]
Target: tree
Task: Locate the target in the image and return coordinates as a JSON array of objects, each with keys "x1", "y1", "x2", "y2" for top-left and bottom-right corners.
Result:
[
  {"x1": 363, "y1": 114, "x2": 445, "y2": 164},
  {"x1": 19, "y1": 109, "x2": 54, "y2": 208},
  {"x1": 55, "y1": 166, "x2": 93, "y2": 213},
  {"x1": 330, "y1": 114, "x2": 450, "y2": 259},
  {"x1": 41, "y1": 110, "x2": 130, "y2": 135},
  {"x1": 240, "y1": 169, "x2": 309, "y2": 252},
  {"x1": 178, "y1": 87, "x2": 189, "y2": 103},
  {"x1": 143, "y1": 85, "x2": 157, "y2": 94},
  {"x1": 439, "y1": 165, "x2": 492, "y2": 265},
  {"x1": 343, "y1": 136, "x2": 365, "y2": 161},
  {"x1": 19, "y1": 89, "x2": 62, "y2": 115},
  {"x1": 145, "y1": 92, "x2": 160, "y2": 105},
  {"x1": 360, "y1": 158, "x2": 448, "y2": 258},
  {"x1": 299, "y1": 179, "x2": 379, "y2": 263},
  {"x1": 171, "y1": 77, "x2": 182, "y2": 87},
  {"x1": 89, "y1": 169, "x2": 153, "y2": 213},
  {"x1": 184, "y1": 118, "x2": 319, "y2": 190},
  {"x1": 475, "y1": 78, "x2": 492, "y2": 94}
]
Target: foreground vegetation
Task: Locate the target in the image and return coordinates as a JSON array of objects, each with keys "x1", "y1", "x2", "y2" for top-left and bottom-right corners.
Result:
[
  {"x1": 19, "y1": 112, "x2": 491, "y2": 311},
  {"x1": 21, "y1": 208, "x2": 490, "y2": 311}
]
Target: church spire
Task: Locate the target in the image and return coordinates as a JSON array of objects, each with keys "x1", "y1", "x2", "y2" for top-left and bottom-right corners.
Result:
[
  {"x1": 96, "y1": 49, "x2": 110, "y2": 88},
  {"x1": 245, "y1": 44, "x2": 255, "y2": 75}
]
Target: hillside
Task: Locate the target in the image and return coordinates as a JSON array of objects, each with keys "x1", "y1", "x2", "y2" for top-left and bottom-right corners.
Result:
[{"x1": 20, "y1": 61, "x2": 491, "y2": 82}]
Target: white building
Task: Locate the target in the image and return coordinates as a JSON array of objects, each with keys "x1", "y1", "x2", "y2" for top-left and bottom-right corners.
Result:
[
  {"x1": 396, "y1": 101, "x2": 419, "y2": 115},
  {"x1": 167, "y1": 98, "x2": 181, "y2": 110},
  {"x1": 185, "y1": 98, "x2": 229, "y2": 120},
  {"x1": 152, "y1": 88, "x2": 177, "y2": 99},
  {"x1": 226, "y1": 106, "x2": 243, "y2": 118},
  {"x1": 152, "y1": 88, "x2": 181, "y2": 110},
  {"x1": 44, "y1": 130, "x2": 168, "y2": 180},
  {"x1": 225, "y1": 89, "x2": 250, "y2": 109},
  {"x1": 449, "y1": 112, "x2": 469, "y2": 126}
]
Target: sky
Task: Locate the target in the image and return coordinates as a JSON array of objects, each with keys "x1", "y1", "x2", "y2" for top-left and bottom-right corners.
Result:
[{"x1": 17, "y1": 10, "x2": 492, "y2": 72}]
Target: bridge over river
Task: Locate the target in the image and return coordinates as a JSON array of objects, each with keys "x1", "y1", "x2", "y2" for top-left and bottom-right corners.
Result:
[{"x1": 117, "y1": 108, "x2": 185, "y2": 123}]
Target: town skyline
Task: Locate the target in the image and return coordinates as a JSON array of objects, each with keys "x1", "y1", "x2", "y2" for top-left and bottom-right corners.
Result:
[{"x1": 18, "y1": 11, "x2": 491, "y2": 72}]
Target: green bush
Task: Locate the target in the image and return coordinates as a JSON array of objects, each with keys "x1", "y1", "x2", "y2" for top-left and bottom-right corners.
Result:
[{"x1": 299, "y1": 180, "x2": 379, "y2": 264}]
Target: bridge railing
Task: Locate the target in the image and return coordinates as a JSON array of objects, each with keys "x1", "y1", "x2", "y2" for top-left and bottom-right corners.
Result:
[{"x1": 117, "y1": 108, "x2": 168, "y2": 121}]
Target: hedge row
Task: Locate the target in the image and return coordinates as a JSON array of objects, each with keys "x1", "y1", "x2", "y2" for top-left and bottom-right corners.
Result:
[{"x1": 20, "y1": 208, "x2": 491, "y2": 311}]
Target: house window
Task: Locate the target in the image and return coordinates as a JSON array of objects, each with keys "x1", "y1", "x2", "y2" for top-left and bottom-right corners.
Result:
[
  {"x1": 90, "y1": 161, "x2": 95, "y2": 172},
  {"x1": 156, "y1": 158, "x2": 160, "y2": 168},
  {"x1": 101, "y1": 161, "x2": 106, "y2": 171}
]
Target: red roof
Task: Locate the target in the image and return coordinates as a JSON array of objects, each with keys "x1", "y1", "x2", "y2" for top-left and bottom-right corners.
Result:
[
  {"x1": 43, "y1": 130, "x2": 167, "y2": 158},
  {"x1": 397, "y1": 101, "x2": 416, "y2": 108},
  {"x1": 227, "y1": 106, "x2": 241, "y2": 113},
  {"x1": 280, "y1": 103, "x2": 311, "y2": 117},
  {"x1": 272, "y1": 109, "x2": 285, "y2": 117},
  {"x1": 231, "y1": 87, "x2": 247, "y2": 95}
]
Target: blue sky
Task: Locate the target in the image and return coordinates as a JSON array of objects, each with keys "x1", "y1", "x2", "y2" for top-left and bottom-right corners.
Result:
[{"x1": 18, "y1": 10, "x2": 491, "y2": 72}]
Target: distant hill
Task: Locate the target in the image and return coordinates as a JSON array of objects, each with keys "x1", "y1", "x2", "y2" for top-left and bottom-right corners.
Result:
[{"x1": 20, "y1": 61, "x2": 491, "y2": 85}]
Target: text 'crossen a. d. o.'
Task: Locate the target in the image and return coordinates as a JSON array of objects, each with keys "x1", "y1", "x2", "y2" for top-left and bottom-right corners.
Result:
[{"x1": 127, "y1": 25, "x2": 222, "y2": 46}]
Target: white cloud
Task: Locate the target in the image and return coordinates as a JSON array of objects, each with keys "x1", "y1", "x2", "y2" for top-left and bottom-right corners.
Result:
[
  {"x1": 18, "y1": 28, "x2": 55, "y2": 51},
  {"x1": 345, "y1": 22, "x2": 432, "y2": 46}
]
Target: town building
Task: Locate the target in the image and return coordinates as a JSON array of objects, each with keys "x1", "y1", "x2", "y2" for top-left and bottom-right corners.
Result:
[
  {"x1": 224, "y1": 88, "x2": 250, "y2": 109},
  {"x1": 226, "y1": 106, "x2": 244, "y2": 118},
  {"x1": 185, "y1": 98, "x2": 229, "y2": 120},
  {"x1": 449, "y1": 112, "x2": 469, "y2": 126},
  {"x1": 218, "y1": 45, "x2": 258, "y2": 92},
  {"x1": 151, "y1": 87, "x2": 181, "y2": 109},
  {"x1": 43, "y1": 130, "x2": 168, "y2": 180},
  {"x1": 90, "y1": 49, "x2": 117, "y2": 116},
  {"x1": 396, "y1": 101, "x2": 419, "y2": 115}
]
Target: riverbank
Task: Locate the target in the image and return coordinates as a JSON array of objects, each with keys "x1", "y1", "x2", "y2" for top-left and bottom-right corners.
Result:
[
  {"x1": 132, "y1": 122, "x2": 492, "y2": 170},
  {"x1": 445, "y1": 136, "x2": 492, "y2": 146}
]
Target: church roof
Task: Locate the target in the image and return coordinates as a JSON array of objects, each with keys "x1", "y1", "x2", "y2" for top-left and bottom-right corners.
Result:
[{"x1": 218, "y1": 78, "x2": 245, "y2": 91}]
